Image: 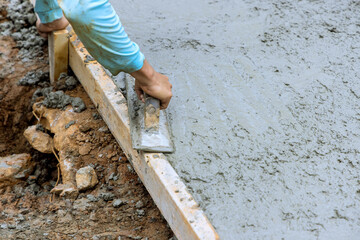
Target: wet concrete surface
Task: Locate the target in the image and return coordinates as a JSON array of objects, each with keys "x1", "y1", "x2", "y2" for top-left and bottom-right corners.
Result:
[{"x1": 110, "y1": 0, "x2": 360, "y2": 239}]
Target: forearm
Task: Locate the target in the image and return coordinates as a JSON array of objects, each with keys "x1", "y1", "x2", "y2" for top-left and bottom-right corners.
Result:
[
  {"x1": 35, "y1": 0, "x2": 63, "y2": 24},
  {"x1": 60, "y1": 0, "x2": 144, "y2": 74},
  {"x1": 34, "y1": 0, "x2": 144, "y2": 75}
]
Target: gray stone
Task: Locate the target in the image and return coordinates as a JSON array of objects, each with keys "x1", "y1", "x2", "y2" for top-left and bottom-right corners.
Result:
[
  {"x1": 135, "y1": 200, "x2": 144, "y2": 209},
  {"x1": 136, "y1": 209, "x2": 145, "y2": 217},
  {"x1": 71, "y1": 97, "x2": 86, "y2": 113},
  {"x1": 112, "y1": 199, "x2": 125, "y2": 208},
  {"x1": 86, "y1": 194, "x2": 98, "y2": 202},
  {"x1": 99, "y1": 192, "x2": 115, "y2": 201}
]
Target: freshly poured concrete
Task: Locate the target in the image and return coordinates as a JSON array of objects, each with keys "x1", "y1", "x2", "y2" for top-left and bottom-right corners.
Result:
[{"x1": 110, "y1": 0, "x2": 360, "y2": 239}]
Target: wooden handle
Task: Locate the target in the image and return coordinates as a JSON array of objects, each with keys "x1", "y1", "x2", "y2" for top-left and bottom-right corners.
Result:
[{"x1": 144, "y1": 94, "x2": 160, "y2": 131}]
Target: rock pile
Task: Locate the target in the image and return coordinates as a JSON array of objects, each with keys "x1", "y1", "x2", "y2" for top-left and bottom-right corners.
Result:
[{"x1": 0, "y1": 0, "x2": 46, "y2": 60}]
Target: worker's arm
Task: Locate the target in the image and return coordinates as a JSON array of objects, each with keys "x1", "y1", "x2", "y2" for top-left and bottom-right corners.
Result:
[{"x1": 34, "y1": 0, "x2": 172, "y2": 109}]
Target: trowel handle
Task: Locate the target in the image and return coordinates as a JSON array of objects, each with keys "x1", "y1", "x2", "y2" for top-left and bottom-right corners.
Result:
[{"x1": 144, "y1": 94, "x2": 160, "y2": 131}]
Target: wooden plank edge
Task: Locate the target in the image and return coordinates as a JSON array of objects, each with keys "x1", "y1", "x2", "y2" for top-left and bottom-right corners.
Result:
[
  {"x1": 48, "y1": 29, "x2": 69, "y2": 84},
  {"x1": 68, "y1": 32, "x2": 220, "y2": 240},
  {"x1": 29, "y1": 0, "x2": 69, "y2": 84}
]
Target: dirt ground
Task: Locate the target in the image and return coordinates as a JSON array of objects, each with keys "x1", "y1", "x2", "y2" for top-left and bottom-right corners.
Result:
[{"x1": 0, "y1": 1, "x2": 174, "y2": 239}]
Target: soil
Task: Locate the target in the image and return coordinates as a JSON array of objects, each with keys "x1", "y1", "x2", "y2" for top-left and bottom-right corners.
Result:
[{"x1": 0, "y1": 1, "x2": 174, "y2": 239}]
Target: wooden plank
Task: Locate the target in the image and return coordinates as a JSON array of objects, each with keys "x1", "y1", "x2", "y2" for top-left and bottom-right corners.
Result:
[
  {"x1": 68, "y1": 32, "x2": 220, "y2": 240},
  {"x1": 29, "y1": 0, "x2": 69, "y2": 84},
  {"x1": 48, "y1": 29, "x2": 69, "y2": 84}
]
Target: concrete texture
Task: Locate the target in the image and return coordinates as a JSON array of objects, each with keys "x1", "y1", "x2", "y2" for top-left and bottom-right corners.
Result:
[{"x1": 110, "y1": 0, "x2": 360, "y2": 239}]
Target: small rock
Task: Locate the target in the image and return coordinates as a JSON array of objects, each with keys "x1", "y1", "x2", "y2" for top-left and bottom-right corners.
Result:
[
  {"x1": 8, "y1": 224, "x2": 16, "y2": 229},
  {"x1": 71, "y1": 97, "x2": 86, "y2": 113},
  {"x1": 87, "y1": 194, "x2": 98, "y2": 202},
  {"x1": 136, "y1": 209, "x2": 145, "y2": 217},
  {"x1": 108, "y1": 173, "x2": 119, "y2": 181},
  {"x1": 25, "y1": 183, "x2": 40, "y2": 194},
  {"x1": 65, "y1": 76, "x2": 78, "y2": 89},
  {"x1": 0, "y1": 153, "x2": 35, "y2": 187},
  {"x1": 79, "y1": 125, "x2": 91, "y2": 133},
  {"x1": 76, "y1": 166, "x2": 98, "y2": 191},
  {"x1": 56, "y1": 73, "x2": 78, "y2": 90},
  {"x1": 11, "y1": 32, "x2": 22, "y2": 41},
  {"x1": 135, "y1": 200, "x2": 144, "y2": 209},
  {"x1": 24, "y1": 125, "x2": 54, "y2": 154},
  {"x1": 78, "y1": 144, "x2": 91, "y2": 156},
  {"x1": 89, "y1": 211, "x2": 97, "y2": 221},
  {"x1": 98, "y1": 126, "x2": 109, "y2": 133},
  {"x1": 57, "y1": 209, "x2": 67, "y2": 217},
  {"x1": 99, "y1": 192, "x2": 115, "y2": 201},
  {"x1": 112, "y1": 199, "x2": 125, "y2": 208},
  {"x1": 58, "y1": 213, "x2": 73, "y2": 223},
  {"x1": 73, "y1": 198, "x2": 90, "y2": 211}
]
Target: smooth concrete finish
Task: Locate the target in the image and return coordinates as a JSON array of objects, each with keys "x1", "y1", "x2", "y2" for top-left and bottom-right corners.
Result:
[{"x1": 110, "y1": 0, "x2": 360, "y2": 239}]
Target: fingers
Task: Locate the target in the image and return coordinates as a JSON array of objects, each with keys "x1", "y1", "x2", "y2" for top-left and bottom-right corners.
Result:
[
  {"x1": 134, "y1": 84, "x2": 145, "y2": 102},
  {"x1": 160, "y1": 98, "x2": 170, "y2": 110},
  {"x1": 35, "y1": 17, "x2": 69, "y2": 38},
  {"x1": 132, "y1": 65, "x2": 173, "y2": 109},
  {"x1": 38, "y1": 30, "x2": 49, "y2": 38},
  {"x1": 160, "y1": 83, "x2": 172, "y2": 109},
  {"x1": 160, "y1": 92, "x2": 172, "y2": 109}
]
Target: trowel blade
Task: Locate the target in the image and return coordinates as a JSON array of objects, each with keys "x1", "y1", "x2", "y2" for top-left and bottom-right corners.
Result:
[{"x1": 125, "y1": 74, "x2": 174, "y2": 153}]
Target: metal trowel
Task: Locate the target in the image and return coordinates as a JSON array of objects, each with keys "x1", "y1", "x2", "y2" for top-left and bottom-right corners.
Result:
[{"x1": 125, "y1": 74, "x2": 174, "y2": 153}]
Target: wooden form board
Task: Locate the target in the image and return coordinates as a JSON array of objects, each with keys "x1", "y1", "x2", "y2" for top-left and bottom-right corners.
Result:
[
  {"x1": 48, "y1": 29, "x2": 69, "y2": 84},
  {"x1": 29, "y1": 0, "x2": 68, "y2": 84},
  {"x1": 67, "y1": 33, "x2": 219, "y2": 240}
]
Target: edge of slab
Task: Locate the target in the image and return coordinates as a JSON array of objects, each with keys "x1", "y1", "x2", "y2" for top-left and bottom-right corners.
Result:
[{"x1": 68, "y1": 32, "x2": 220, "y2": 240}]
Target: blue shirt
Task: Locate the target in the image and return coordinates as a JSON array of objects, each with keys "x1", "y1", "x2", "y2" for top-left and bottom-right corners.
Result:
[{"x1": 35, "y1": 0, "x2": 145, "y2": 74}]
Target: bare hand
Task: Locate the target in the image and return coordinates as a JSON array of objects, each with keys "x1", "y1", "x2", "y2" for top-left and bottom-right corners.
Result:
[
  {"x1": 36, "y1": 16, "x2": 69, "y2": 38},
  {"x1": 131, "y1": 60, "x2": 173, "y2": 109}
]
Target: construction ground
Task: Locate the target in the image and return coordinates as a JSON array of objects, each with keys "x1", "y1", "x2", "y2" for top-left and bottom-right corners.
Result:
[
  {"x1": 1, "y1": 0, "x2": 360, "y2": 240},
  {"x1": 0, "y1": 0, "x2": 175, "y2": 239}
]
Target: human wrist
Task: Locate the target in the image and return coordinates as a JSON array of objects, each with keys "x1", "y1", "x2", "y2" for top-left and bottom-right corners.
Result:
[{"x1": 130, "y1": 60, "x2": 157, "y2": 86}]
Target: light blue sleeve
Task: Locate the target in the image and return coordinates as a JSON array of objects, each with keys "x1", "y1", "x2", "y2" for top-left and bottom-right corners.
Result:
[
  {"x1": 35, "y1": 0, "x2": 63, "y2": 24},
  {"x1": 35, "y1": 0, "x2": 145, "y2": 74}
]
